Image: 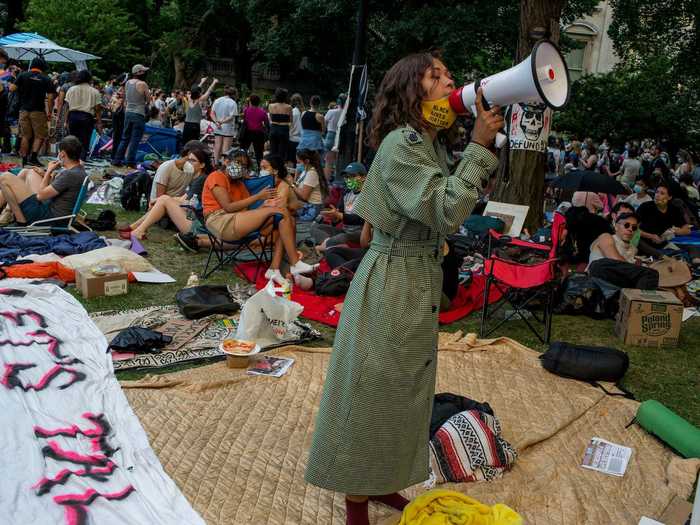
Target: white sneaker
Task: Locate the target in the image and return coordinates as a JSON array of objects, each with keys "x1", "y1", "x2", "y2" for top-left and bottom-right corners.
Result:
[
  {"x1": 290, "y1": 260, "x2": 318, "y2": 275},
  {"x1": 293, "y1": 273, "x2": 314, "y2": 291},
  {"x1": 264, "y1": 268, "x2": 289, "y2": 286}
]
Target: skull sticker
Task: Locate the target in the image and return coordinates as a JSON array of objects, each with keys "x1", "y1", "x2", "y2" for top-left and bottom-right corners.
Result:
[{"x1": 519, "y1": 103, "x2": 546, "y2": 141}]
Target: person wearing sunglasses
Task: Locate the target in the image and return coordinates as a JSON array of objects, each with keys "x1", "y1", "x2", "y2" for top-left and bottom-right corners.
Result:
[{"x1": 587, "y1": 212, "x2": 659, "y2": 289}]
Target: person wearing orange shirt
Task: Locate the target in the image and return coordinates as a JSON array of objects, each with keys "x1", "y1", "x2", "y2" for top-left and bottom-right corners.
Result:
[{"x1": 201, "y1": 147, "x2": 315, "y2": 284}]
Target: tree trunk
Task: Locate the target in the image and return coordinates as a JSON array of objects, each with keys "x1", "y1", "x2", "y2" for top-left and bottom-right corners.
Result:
[
  {"x1": 173, "y1": 54, "x2": 188, "y2": 90},
  {"x1": 493, "y1": 0, "x2": 566, "y2": 233}
]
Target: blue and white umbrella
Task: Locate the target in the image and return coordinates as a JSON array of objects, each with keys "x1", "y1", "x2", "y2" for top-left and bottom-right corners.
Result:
[{"x1": 0, "y1": 33, "x2": 99, "y2": 68}]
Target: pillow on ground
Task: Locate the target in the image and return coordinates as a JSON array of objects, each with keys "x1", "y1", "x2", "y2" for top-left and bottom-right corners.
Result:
[{"x1": 61, "y1": 246, "x2": 154, "y2": 273}]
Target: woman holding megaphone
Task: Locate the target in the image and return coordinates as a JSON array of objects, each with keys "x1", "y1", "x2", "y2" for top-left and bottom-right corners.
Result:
[{"x1": 305, "y1": 49, "x2": 503, "y2": 525}]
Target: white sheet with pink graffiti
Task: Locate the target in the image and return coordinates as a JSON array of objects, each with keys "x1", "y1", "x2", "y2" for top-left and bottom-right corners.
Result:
[{"x1": 0, "y1": 280, "x2": 204, "y2": 525}]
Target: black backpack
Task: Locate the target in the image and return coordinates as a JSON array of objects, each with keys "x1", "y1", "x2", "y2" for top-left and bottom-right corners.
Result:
[
  {"x1": 315, "y1": 267, "x2": 354, "y2": 296},
  {"x1": 120, "y1": 171, "x2": 153, "y2": 211}
]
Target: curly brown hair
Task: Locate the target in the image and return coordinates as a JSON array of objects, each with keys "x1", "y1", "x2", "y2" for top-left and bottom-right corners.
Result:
[{"x1": 369, "y1": 50, "x2": 441, "y2": 149}]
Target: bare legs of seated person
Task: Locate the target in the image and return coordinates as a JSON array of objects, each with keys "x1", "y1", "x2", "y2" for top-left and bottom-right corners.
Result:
[
  {"x1": 0, "y1": 169, "x2": 48, "y2": 223},
  {"x1": 129, "y1": 194, "x2": 210, "y2": 247},
  {"x1": 212, "y1": 206, "x2": 315, "y2": 285}
]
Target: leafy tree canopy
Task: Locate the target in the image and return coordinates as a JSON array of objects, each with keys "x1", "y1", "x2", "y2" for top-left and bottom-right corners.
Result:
[{"x1": 20, "y1": 0, "x2": 139, "y2": 77}]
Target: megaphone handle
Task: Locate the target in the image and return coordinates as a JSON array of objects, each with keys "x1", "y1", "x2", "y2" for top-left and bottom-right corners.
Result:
[
  {"x1": 495, "y1": 133, "x2": 507, "y2": 149},
  {"x1": 474, "y1": 79, "x2": 491, "y2": 111}
]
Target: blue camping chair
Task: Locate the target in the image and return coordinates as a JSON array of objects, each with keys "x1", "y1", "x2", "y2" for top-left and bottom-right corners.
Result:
[
  {"x1": 201, "y1": 175, "x2": 282, "y2": 280},
  {"x1": 6, "y1": 176, "x2": 92, "y2": 237},
  {"x1": 136, "y1": 126, "x2": 181, "y2": 162}
]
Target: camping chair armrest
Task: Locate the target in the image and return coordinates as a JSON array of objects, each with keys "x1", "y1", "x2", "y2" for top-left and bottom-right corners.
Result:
[{"x1": 29, "y1": 214, "x2": 76, "y2": 227}]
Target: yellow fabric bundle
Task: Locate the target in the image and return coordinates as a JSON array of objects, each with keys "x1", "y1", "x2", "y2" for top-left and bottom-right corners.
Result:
[{"x1": 399, "y1": 489, "x2": 522, "y2": 525}]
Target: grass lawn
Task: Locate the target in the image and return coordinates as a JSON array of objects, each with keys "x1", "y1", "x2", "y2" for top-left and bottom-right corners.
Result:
[{"x1": 75, "y1": 203, "x2": 700, "y2": 428}]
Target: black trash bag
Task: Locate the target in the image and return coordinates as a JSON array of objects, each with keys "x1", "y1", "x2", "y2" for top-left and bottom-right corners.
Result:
[
  {"x1": 175, "y1": 285, "x2": 240, "y2": 319},
  {"x1": 555, "y1": 272, "x2": 620, "y2": 319},
  {"x1": 108, "y1": 327, "x2": 172, "y2": 354},
  {"x1": 430, "y1": 393, "x2": 494, "y2": 438}
]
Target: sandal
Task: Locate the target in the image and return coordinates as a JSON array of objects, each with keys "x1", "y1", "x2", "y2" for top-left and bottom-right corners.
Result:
[{"x1": 118, "y1": 227, "x2": 133, "y2": 240}]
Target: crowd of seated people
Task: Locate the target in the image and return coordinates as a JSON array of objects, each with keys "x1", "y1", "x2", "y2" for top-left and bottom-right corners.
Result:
[{"x1": 557, "y1": 140, "x2": 697, "y2": 295}]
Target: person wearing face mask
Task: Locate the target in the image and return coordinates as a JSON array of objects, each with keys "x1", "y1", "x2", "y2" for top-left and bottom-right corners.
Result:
[
  {"x1": 623, "y1": 176, "x2": 652, "y2": 210},
  {"x1": 124, "y1": 145, "x2": 212, "y2": 242},
  {"x1": 200, "y1": 147, "x2": 316, "y2": 283},
  {"x1": 288, "y1": 148, "x2": 329, "y2": 221},
  {"x1": 305, "y1": 50, "x2": 502, "y2": 525},
  {"x1": 0, "y1": 136, "x2": 86, "y2": 225},
  {"x1": 587, "y1": 212, "x2": 659, "y2": 289},
  {"x1": 147, "y1": 142, "x2": 202, "y2": 203},
  {"x1": 258, "y1": 153, "x2": 300, "y2": 213},
  {"x1": 310, "y1": 161, "x2": 367, "y2": 251}
]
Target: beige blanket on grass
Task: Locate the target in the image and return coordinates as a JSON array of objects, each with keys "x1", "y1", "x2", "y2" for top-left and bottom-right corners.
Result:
[{"x1": 122, "y1": 333, "x2": 699, "y2": 525}]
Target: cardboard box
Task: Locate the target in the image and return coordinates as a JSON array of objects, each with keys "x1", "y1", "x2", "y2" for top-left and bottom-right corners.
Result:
[
  {"x1": 615, "y1": 289, "x2": 683, "y2": 347},
  {"x1": 658, "y1": 495, "x2": 693, "y2": 525},
  {"x1": 76, "y1": 268, "x2": 128, "y2": 299}
]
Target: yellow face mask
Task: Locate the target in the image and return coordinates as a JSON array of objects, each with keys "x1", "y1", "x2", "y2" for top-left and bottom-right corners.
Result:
[{"x1": 421, "y1": 96, "x2": 458, "y2": 130}]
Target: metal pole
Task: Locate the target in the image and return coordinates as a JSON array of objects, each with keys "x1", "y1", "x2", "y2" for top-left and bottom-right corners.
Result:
[{"x1": 335, "y1": 0, "x2": 368, "y2": 182}]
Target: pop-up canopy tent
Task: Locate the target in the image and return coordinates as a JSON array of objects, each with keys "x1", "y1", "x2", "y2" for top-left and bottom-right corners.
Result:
[{"x1": 0, "y1": 32, "x2": 99, "y2": 69}]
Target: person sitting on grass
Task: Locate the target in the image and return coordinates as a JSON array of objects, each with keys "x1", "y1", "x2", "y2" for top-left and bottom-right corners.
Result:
[
  {"x1": 121, "y1": 140, "x2": 207, "y2": 238},
  {"x1": 287, "y1": 148, "x2": 328, "y2": 222},
  {"x1": 0, "y1": 136, "x2": 86, "y2": 225},
  {"x1": 126, "y1": 146, "x2": 212, "y2": 246},
  {"x1": 310, "y1": 161, "x2": 367, "y2": 253},
  {"x1": 146, "y1": 140, "x2": 204, "y2": 204},
  {"x1": 623, "y1": 176, "x2": 652, "y2": 210},
  {"x1": 638, "y1": 182, "x2": 692, "y2": 250},
  {"x1": 201, "y1": 149, "x2": 316, "y2": 285},
  {"x1": 587, "y1": 211, "x2": 659, "y2": 289}
]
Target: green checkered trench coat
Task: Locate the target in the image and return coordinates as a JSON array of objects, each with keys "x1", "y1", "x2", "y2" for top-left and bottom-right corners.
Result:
[{"x1": 305, "y1": 126, "x2": 498, "y2": 495}]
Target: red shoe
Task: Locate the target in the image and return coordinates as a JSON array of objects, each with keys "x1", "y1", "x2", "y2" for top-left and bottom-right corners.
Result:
[{"x1": 118, "y1": 227, "x2": 132, "y2": 240}]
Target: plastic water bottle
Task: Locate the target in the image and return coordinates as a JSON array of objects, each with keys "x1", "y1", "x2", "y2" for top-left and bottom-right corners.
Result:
[
  {"x1": 186, "y1": 272, "x2": 199, "y2": 287},
  {"x1": 190, "y1": 194, "x2": 200, "y2": 210},
  {"x1": 140, "y1": 194, "x2": 147, "y2": 211}
]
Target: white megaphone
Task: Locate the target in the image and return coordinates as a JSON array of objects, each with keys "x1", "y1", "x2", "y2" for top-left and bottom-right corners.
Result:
[{"x1": 448, "y1": 40, "x2": 570, "y2": 148}]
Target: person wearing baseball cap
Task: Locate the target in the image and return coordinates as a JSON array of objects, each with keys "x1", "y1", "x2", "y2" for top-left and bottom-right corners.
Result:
[
  {"x1": 311, "y1": 161, "x2": 367, "y2": 251},
  {"x1": 131, "y1": 64, "x2": 149, "y2": 75},
  {"x1": 113, "y1": 64, "x2": 151, "y2": 167}
]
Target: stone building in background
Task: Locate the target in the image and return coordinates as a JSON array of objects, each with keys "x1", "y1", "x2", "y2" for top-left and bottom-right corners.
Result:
[{"x1": 563, "y1": 1, "x2": 619, "y2": 80}]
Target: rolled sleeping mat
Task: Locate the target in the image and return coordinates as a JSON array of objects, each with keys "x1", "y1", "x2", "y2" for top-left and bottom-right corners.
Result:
[{"x1": 636, "y1": 400, "x2": 700, "y2": 459}]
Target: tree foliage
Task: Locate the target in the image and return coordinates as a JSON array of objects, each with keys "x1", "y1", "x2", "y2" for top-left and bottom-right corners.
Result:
[
  {"x1": 555, "y1": 56, "x2": 699, "y2": 147},
  {"x1": 20, "y1": 0, "x2": 139, "y2": 77},
  {"x1": 555, "y1": 0, "x2": 700, "y2": 148}
]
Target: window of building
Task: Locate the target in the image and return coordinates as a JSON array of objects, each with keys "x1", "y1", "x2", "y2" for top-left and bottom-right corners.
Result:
[{"x1": 566, "y1": 44, "x2": 586, "y2": 81}]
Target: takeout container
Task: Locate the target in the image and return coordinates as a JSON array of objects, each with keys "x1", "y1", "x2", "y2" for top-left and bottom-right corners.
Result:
[{"x1": 220, "y1": 338, "x2": 260, "y2": 369}]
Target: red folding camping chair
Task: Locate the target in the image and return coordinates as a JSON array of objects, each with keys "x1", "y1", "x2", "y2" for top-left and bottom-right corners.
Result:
[{"x1": 480, "y1": 212, "x2": 567, "y2": 343}]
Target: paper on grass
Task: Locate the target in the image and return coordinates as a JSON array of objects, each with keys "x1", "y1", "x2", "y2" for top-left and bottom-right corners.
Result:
[
  {"x1": 682, "y1": 307, "x2": 700, "y2": 322},
  {"x1": 247, "y1": 356, "x2": 295, "y2": 378},
  {"x1": 132, "y1": 270, "x2": 177, "y2": 284},
  {"x1": 581, "y1": 437, "x2": 632, "y2": 477}
]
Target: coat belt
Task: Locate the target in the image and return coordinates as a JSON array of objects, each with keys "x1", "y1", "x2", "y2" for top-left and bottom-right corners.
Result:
[{"x1": 370, "y1": 230, "x2": 442, "y2": 258}]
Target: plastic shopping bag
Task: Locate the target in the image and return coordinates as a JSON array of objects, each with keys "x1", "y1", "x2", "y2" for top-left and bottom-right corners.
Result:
[{"x1": 236, "y1": 280, "x2": 304, "y2": 347}]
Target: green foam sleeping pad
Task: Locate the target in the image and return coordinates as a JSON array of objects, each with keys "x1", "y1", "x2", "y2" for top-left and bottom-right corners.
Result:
[{"x1": 636, "y1": 400, "x2": 700, "y2": 459}]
